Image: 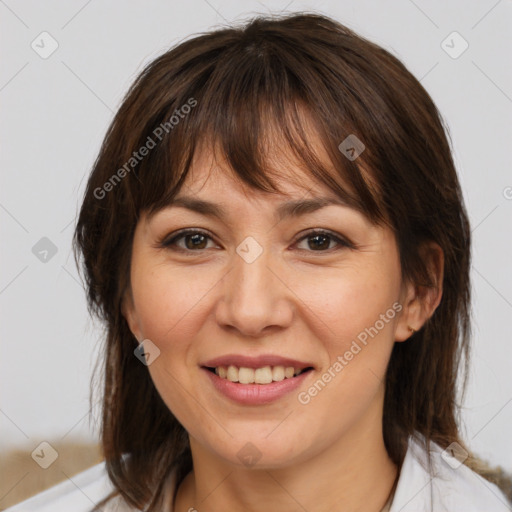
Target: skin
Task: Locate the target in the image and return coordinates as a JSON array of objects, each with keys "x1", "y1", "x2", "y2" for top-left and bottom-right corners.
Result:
[{"x1": 123, "y1": 142, "x2": 443, "y2": 512}]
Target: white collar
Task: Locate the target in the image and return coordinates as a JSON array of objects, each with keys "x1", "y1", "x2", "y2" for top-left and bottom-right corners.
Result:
[{"x1": 389, "y1": 434, "x2": 511, "y2": 511}]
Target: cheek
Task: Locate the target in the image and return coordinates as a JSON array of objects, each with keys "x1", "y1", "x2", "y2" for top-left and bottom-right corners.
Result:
[
  {"x1": 290, "y1": 267, "x2": 401, "y2": 441},
  {"x1": 130, "y1": 262, "x2": 215, "y2": 343},
  {"x1": 129, "y1": 262, "x2": 218, "y2": 424},
  {"x1": 290, "y1": 259, "x2": 402, "y2": 352}
]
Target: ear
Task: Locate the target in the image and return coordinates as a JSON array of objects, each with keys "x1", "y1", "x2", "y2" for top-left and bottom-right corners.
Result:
[
  {"x1": 121, "y1": 288, "x2": 143, "y2": 342},
  {"x1": 395, "y1": 241, "x2": 444, "y2": 342}
]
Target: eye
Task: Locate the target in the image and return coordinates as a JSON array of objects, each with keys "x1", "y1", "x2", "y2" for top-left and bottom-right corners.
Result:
[
  {"x1": 294, "y1": 229, "x2": 351, "y2": 252},
  {"x1": 160, "y1": 228, "x2": 352, "y2": 254},
  {"x1": 161, "y1": 229, "x2": 218, "y2": 251}
]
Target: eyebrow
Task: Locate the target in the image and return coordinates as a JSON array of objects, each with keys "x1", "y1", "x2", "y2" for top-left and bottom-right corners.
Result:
[{"x1": 165, "y1": 196, "x2": 349, "y2": 221}]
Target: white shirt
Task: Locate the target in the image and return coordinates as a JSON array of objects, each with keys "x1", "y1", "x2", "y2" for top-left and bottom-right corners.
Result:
[{"x1": 5, "y1": 435, "x2": 511, "y2": 511}]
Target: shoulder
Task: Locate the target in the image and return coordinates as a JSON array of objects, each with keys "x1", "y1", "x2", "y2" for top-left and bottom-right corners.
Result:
[
  {"x1": 390, "y1": 434, "x2": 512, "y2": 512},
  {"x1": 3, "y1": 461, "x2": 139, "y2": 512}
]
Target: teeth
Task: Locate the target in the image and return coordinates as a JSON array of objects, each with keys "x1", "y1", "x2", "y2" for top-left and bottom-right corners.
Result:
[
  {"x1": 272, "y1": 366, "x2": 285, "y2": 381},
  {"x1": 213, "y1": 365, "x2": 306, "y2": 384},
  {"x1": 227, "y1": 365, "x2": 239, "y2": 382},
  {"x1": 239, "y1": 367, "x2": 255, "y2": 384},
  {"x1": 255, "y1": 366, "x2": 272, "y2": 384}
]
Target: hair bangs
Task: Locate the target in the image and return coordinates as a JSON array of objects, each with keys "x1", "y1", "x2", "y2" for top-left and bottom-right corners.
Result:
[{"x1": 134, "y1": 32, "x2": 387, "y2": 224}]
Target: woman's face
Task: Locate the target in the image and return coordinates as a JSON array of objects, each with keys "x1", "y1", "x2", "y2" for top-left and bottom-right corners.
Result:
[{"x1": 124, "y1": 145, "x2": 416, "y2": 469}]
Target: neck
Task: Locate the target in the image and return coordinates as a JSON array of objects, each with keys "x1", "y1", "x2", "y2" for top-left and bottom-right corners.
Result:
[{"x1": 174, "y1": 389, "x2": 397, "y2": 512}]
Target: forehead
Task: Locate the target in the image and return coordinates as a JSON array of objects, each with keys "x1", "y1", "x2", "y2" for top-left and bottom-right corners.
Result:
[
  {"x1": 177, "y1": 134, "x2": 349, "y2": 203},
  {"x1": 182, "y1": 158, "x2": 319, "y2": 201}
]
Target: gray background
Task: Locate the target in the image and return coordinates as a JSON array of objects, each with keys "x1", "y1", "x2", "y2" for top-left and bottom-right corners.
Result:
[{"x1": 1, "y1": 0, "x2": 511, "y2": 472}]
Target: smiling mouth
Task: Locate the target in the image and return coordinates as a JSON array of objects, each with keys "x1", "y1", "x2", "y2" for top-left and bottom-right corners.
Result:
[{"x1": 204, "y1": 365, "x2": 314, "y2": 384}]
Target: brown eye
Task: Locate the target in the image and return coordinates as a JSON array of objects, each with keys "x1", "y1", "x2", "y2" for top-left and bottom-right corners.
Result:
[
  {"x1": 183, "y1": 233, "x2": 208, "y2": 250},
  {"x1": 307, "y1": 234, "x2": 331, "y2": 251},
  {"x1": 295, "y1": 230, "x2": 351, "y2": 252},
  {"x1": 162, "y1": 230, "x2": 217, "y2": 251}
]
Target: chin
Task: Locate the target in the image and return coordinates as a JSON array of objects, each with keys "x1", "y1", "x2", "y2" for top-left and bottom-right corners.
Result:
[{"x1": 203, "y1": 434, "x2": 313, "y2": 470}]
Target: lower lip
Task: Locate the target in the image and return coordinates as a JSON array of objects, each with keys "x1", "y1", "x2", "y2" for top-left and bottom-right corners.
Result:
[{"x1": 202, "y1": 367, "x2": 313, "y2": 405}]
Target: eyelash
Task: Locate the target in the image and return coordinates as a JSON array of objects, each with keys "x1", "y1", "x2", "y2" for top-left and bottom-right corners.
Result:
[{"x1": 160, "y1": 228, "x2": 353, "y2": 254}]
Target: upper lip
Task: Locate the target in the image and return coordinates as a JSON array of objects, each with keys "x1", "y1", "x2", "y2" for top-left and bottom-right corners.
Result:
[{"x1": 201, "y1": 354, "x2": 314, "y2": 370}]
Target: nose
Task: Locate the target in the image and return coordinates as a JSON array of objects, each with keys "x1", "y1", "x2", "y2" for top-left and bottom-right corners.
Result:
[{"x1": 214, "y1": 243, "x2": 294, "y2": 338}]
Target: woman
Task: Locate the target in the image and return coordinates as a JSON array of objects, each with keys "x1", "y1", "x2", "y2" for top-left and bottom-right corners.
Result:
[{"x1": 8, "y1": 12, "x2": 511, "y2": 512}]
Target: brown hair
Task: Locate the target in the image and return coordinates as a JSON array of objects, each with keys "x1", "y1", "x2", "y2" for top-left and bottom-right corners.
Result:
[{"x1": 73, "y1": 12, "x2": 510, "y2": 511}]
